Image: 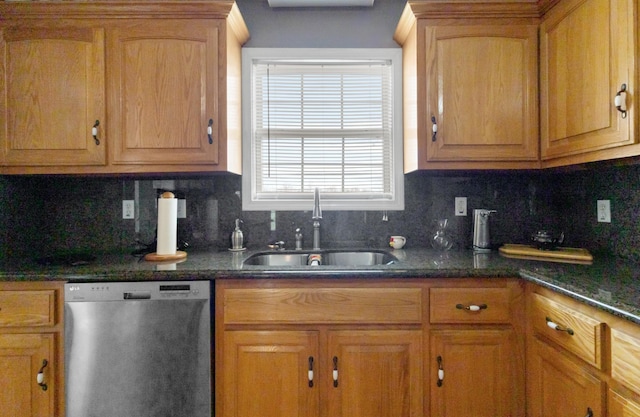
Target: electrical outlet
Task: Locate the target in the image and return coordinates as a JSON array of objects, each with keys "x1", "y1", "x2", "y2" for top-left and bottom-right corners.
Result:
[
  {"x1": 177, "y1": 199, "x2": 187, "y2": 219},
  {"x1": 455, "y1": 197, "x2": 467, "y2": 216},
  {"x1": 597, "y1": 200, "x2": 611, "y2": 223},
  {"x1": 122, "y1": 200, "x2": 135, "y2": 219}
]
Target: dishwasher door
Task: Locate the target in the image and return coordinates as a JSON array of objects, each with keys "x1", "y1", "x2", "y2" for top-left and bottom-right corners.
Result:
[{"x1": 64, "y1": 281, "x2": 211, "y2": 417}]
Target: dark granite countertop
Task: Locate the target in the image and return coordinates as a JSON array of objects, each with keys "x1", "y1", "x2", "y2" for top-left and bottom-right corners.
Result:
[{"x1": 1, "y1": 247, "x2": 639, "y2": 325}]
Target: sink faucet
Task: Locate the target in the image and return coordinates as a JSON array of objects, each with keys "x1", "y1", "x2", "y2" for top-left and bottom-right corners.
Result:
[{"x1": 312, "y1": 188, "x2": 322, "y2": 250}]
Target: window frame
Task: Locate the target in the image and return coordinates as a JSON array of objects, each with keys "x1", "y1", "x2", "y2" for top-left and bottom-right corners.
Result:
[{"x1": 241, "y1": 47, "x2": 404, "y2": 211}]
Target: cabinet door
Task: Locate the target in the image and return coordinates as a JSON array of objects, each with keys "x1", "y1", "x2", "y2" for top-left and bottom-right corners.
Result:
[
  {"x1": 327, "y1": 330, "x2": 423, "y2": 417},
  {"x1": 430, "y1": 329, "x2": 522, "y2": 417},
  {"x1": 108, "y1": 20, "x2": 220, "y2": 166},
  {"x1": 528, "y1": 337, "x2": 605, "y2": 417},
  {"x1": 540, "y1": 0, "x2": 635, "y2": 160},
  {"x1": 425, "y1": 25, "x2": 538, "y2": 162},
  {"x1": 609, "y1": 389, "x2": 640, "y2": 417},
  {"x1": 0, "y1": 26, "x2": 106, "y2": 166},
  {"x1": 0, "y1": 333, "x2": 55, "y2": 417},
  {"x1": 222, "y1": 330, "x2": 320, "y2": 417}
]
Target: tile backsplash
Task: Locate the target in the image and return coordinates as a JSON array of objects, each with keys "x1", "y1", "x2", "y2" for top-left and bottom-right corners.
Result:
[{"x1": 1, "y1": 161, "x2": 639, "y2": 262}]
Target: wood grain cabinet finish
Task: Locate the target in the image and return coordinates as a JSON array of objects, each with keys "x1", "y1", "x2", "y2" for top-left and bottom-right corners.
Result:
[
  {"x1": 217, "y1": 279, "x2": 424, "y2": 417},
  {"x1": 528, "y1": 337, "x2": 606, "y2": 417},
  {"x1": 530, "y1": 292, "x2": 605, "y2": 369},
  {"x1": 0, "y1": 2, "x2": 248, "y2": 175},
  {"x1": 0, "y1": 282, "x2": 64, "y2": 417},
  {"x1": 0, "y1": 24, "x2": 106, "y2": 167},
  {"x1": 429, "y1": 281, "x2": 525, "y2": 417},
  {"x1": 217, "y1": 278, "x2": 526, "y2": 417},
  {"x1": 527, "y1": 283, "x2": 640, "y2": 417},
  {"x1": 394, "y1": 2, "x2": 540, "y2": 171},
  {"x1": 540, "y1": 0, "x2": 638, "y2": 166},
  {"x1": 107, "y1": 20, "x2": 222, "y2": 169}
]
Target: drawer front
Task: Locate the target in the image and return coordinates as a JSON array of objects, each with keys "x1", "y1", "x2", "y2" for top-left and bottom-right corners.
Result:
[
  {"x1": 223, "y1": 287, "x2": 423, "y2": 325},
  {"x1": 611, "y1": 328, "x2": 640, "y2": 393},
  {"x1": 0, "y1": 290, "x2": 56, "y2": 327},
  {"x1": 430, "y1": 287, "x2": 512, "y2": 324},
  {"x1": 531, "y1": 293, "x2": 604, "y2": 368}
]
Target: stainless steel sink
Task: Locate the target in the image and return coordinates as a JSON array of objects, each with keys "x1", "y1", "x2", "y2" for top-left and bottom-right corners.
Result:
[{"x1": 242, "y1": 250, "x2": 398, "y2": 267}]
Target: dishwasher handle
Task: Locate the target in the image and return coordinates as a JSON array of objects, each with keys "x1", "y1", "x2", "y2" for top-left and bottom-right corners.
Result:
[{"x1": 123, "y1": 292, "x2": 151, "y2": 300}]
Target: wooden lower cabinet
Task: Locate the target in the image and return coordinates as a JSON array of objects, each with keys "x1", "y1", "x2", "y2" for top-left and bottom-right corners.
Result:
[
  {"x1": 528, "y1": 337, "x2": 605, "y2": 417},
  {"x1": 0, "y1": 282, "x2": 64, "y2": 417},
  {"x1": 217, "y1": 278, "x2": 525, "y2": 417},
  {"x1": 217, "y1": 280, "x2": 424, "y2": 417},
  {"x1": 222, "y1": 331, "x2": 320, "y2": 417},
  {"x1": 430, "y1": 329, "x2": 521, "y2": 417},
  {"x1": 0, "y1": 333, "x2": 56, "y2": 417},
  {"x1": 222, "y1": 329, "x2": 422, "y2": 417},
  {"x1": 326, "y1": 330, "x2": 422, "y2": 417},
  {"x1": 609, "y1": 389, "x2": 640, "y2": 417}
]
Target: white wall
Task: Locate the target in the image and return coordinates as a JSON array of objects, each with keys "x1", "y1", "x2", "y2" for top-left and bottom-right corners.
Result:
[{"x1": 235, "y1": 0, "x2": 405, "y2": 48}]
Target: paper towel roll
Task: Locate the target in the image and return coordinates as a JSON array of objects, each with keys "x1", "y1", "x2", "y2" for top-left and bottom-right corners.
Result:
[{"x1": 156, "y1": 192, "x2": 177, "y2": 255}]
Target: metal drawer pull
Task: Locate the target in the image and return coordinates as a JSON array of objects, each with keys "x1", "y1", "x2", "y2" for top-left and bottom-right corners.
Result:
[
  {"x1": 207, "y1": 119, "x2": 214, "y2": 144},
  {"x1": 308, "y1": 356, "x2": 314, "y2": 387},
  {"x1": 456, "y1": 303, "x2": 487, "y2": 311},
  {"x1": 437, "y1": 355, "x2": 444, "y2": 387},
  {"x1": 332, "y1": 356, "x2": 339, "y2": 387},
  {"x1": 614, "y1": 84, "x2": 627, "y2": 118},
  {"x1": 585, "y1": 407, "x2": 593, "y2": 417},
  {"x1": 92, "y1": 120, "x2": 100, "y2": 145},
  {"x1": 37, "y1": 359, "x2": 48, "y2": 391},
  {"x1": 545, "y1": 317, "x2": 574, "y2": 335}
]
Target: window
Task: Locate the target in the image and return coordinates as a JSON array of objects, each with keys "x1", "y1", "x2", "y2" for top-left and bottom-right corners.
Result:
[{"x1": 242, "y1": 48, "x2": 403, "y2": 211}]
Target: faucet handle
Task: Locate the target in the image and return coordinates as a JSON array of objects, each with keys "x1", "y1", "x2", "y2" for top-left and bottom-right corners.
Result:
[{"x1": 268, "y1": 241, "x2": 286, "y2": 250}]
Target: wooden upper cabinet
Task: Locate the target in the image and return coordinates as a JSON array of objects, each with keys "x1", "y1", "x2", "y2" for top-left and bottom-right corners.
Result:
[
  {"x1": 0, "y1": 2, "x2": 249, "y2": 174},
  {"x1": 0, "y1": 25, "x2": 106, "y2": 167},
  {"x1": 108, "y1": 20, "x2": 222, "y2": 169},
  {"x1": 540, "y1": 0, "x2": 637, "y2": 166},
  {"x1": 394, "y1": 2, "x2": 540, "y2": 171}
]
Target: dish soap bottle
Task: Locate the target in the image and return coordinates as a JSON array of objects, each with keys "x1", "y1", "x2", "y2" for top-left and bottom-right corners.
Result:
[{"x1": 231, "y1": 219, "x2": 244, "y2": 250}]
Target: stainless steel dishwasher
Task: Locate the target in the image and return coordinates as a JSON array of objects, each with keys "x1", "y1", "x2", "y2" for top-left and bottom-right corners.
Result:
[{"x1": 64, "y1": 281, "x2": 211, "y2": 417}]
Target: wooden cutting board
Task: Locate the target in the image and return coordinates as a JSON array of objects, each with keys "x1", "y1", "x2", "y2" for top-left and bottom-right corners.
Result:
[{"x1": 499, "y1": 244, "x2": 593, "y2": 265}]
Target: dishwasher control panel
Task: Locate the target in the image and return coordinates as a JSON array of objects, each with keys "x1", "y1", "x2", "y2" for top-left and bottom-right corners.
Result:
[{"x1": 65, "y1": 281, "x2": 210, "y2": 302}]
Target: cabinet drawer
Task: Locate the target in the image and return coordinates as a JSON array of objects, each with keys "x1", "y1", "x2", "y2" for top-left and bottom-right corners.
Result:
[
  {"x1": 611, "y1": 328, "x2": 640, "y2": 393},
  {"x1": 531, "y1": 293, "x2": 604, "y2": 368},
  {"x1": 223, "y1": 287, "x2": 423, "y2": 325},
  {"x1": 0, "y1": 290, "x2": 56, "y2": 327},
  {"x1": 430, "y1": 287, "x2": 512, "y2": 324}
]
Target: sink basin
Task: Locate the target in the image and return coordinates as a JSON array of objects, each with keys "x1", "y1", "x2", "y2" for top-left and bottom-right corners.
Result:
[{"x1": 242, "y1": 250, "x2": 398, "y2": 267}]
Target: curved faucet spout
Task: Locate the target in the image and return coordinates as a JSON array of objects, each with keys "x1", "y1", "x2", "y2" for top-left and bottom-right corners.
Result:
[{"x1": 312, "y1": 188, "x2": 322, "y2": 250}]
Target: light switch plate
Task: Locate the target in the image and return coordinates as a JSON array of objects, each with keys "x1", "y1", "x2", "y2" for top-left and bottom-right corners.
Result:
[
  {"x1": 122, "y1": 200, "x2": 135, "y2": 219},
  {"x1": 597, "y1": 200, "x2": 611, "y2": 223},
  {"x1": 455, "y1": 197, "x2": 467, "y2": 216}
]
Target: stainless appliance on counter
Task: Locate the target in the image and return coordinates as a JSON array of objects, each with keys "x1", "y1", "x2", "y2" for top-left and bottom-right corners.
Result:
[{"x1": 64, "y1": 281, "x2": 211, "y2": 417}]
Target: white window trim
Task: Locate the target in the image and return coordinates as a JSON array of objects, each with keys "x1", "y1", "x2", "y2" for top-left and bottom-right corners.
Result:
[{"x1": 241, "y1": 47, "x2": 404, "y2": 211}]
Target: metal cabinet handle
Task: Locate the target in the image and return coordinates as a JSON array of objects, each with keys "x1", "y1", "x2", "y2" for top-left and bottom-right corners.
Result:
[
  {"x1": 437, "y1": 355, "x2": 444, "y2": 387},
  {"x1": 308, "y1": 356, "x2": 314, "y2": 387},
  {"x1": 36, "y1": 359, "x2": 48, "y2": 391},
  {"x1": 431, "y1": 115, "x2": 438, "y2": 142},
  {"x1": 456, "y1": 303, "x2": 488, "y2": 312},
  {"x1": 546, "y1": 317, "x2": 574, "y2": 335},
  {"x1": 332, "y1": 356, "x2": 339, "y2": 387},
  {"x1": 614, "y1": 84, "x2": 627, "y2": 119},
  {"x1": 207, "y1": 119, "x2": 214, "y2": 144},
  {"x1": 585, "y1": 407, "x2": 593, "y2": 417},
  {"x1": 92, "y1": 120, "x2": 100, "y2": 145}
]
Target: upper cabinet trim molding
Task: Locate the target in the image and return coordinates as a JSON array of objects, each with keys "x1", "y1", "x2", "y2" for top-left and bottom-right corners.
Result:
[{"x1": 0, "y1": 1, "x2": 242, "y2": 20}]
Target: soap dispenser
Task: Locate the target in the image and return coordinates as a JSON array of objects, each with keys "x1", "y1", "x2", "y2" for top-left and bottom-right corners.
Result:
[{"x1": 231, "y1": 219, "x2": 244, "y2": 250}]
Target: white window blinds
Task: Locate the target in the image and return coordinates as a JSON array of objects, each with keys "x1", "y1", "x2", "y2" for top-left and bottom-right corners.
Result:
[{"x1": 243, "y1": 49, "x2": 403, "y2": 211}]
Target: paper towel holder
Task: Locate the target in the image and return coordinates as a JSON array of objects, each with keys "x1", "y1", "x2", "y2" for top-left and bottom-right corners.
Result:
[{"x1": 145, "y1": 191, "x2": 188, "y2": 262}]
